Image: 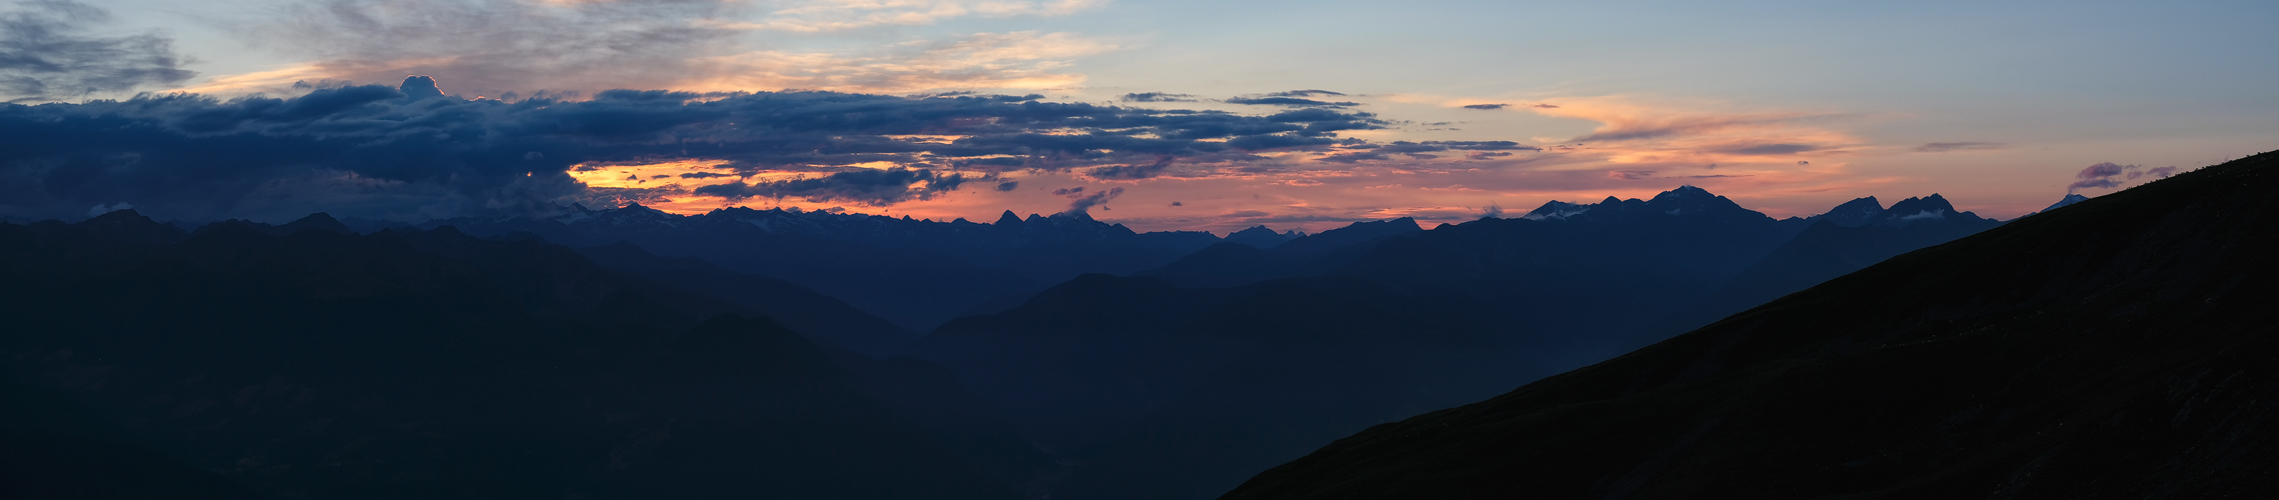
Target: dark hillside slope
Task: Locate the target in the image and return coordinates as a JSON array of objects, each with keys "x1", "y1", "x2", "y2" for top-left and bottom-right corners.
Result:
[
  {"x1": 1337, "y1": 187, "x2": 1805, "y2": 365},
  {"x1": 575, "y1": 240, "x2": 920, "y2": 357},
  {"x1": 1, "y1": 372, "x2": 261, "y2": 499},
  {"x1": 0, "y1": 217, "x2": 1012, "y2": 499},
  {"x1": 1222, "y1": 151, "x2": 2279, "y2": 499},
  {"x1": 1629, "y1": 195, "x2": 2007, "y2": 347},
  {"x1": 911, "y1": 274, "x2": 1544, "y2": 500}
]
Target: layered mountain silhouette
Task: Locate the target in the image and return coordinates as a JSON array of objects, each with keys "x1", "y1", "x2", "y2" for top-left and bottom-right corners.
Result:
[
  {"x1": 1338, "y1": 186, "x2": 1816, "y2": 367},
  {"x1": 1220, "y1": 152, "x2": 2279, "y2": 499},
  {"x1": 1140, "y1": 217, "x2": 1423, "y2": 288},
  {"x1": 406, "y1": 206, "x2": 1234, "y2": 331},
  {"x1": 5, "y1": 177, "x2": 2057, "y2": 499},
  {"x1": 1627, "y1": 193, "x2": 2009, "y2": 347},
  {"x1": 910, "y1": 185, "x2": 2017, "y2": 499},
  {"x1": 0, "y1": 214, "x2": 1020, "y2": 499}
]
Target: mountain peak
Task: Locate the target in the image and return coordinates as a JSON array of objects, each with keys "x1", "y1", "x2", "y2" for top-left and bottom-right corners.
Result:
[
  {"x1": 1225, "y1": 225, "x2": 1298, "y2": 248},
  {"x1": 76, "y1": 209, "x2": 189, "y2": 244},
  {"x1": 995, "y1": 210, "x2": 1023, "y2": 227},
  {"x1": 1642, "y1": 185, "x2": 1753, "y2": 218},
  {"x1": 1524, "y1": 200, "x2": 1593, "y2": 220},
  {"x1": 1814, "y1": 196, "x2": 1887, "y2": 227},
  {"x1": 1656, "y1": 185, "x2": 1714, "y2": 199},
  {"x1": 1229, "y1": 225, "x2": 1279, "y2": 236},
  {"x1": 2041, "y1": 193, "x2": 2091, "y2": 213},
  {"x1": 1885, "y1": 194, "x2": 1957, "y2": 218},
  {"x1": 280, "y1": 212, "x2": 355, "y2": 234}
]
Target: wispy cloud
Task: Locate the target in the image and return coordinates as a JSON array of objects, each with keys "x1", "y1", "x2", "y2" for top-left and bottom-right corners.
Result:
[
  {"x1": 1, "y1": 0, "x2": 195, "y2": 102},
  {"x1": 178, "y1": 0, "x2": 1114, "y2": 97},
  {"x1": 681, "y1": 31, "x2": 1117, "y2": 93},
  {"x1": 2067, "y1": 162, "x2": 2177, "y2": 194},
  {"x1": 1915, "y1": 141, "x2": 2004, "y2": 153},
  {"x1": 731, "y1": 0, "x2": 1107, "y2": 32},
  {"x1": 1122, "y1": 92, "x2": 1197, "y2": 102}
]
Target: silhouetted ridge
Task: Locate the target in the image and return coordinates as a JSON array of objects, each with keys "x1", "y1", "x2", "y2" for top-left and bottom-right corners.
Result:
[
  {"x1": 1272, "y1": 217, "x2": 1421, "y2": 255},
  {"x1": 1138, "y1": 217, "x2": 1422, "y2": 289},
  {"x1": 1523, "y1": 186, "x2": 1767, "y2": 223},
  {"x1": 1813, "y1": 196, "x2": 1885, "y2": 227},
  {"x1": 1224, "y1": 225, "x2": 1300, "y2": 248},
  {"x1": 1221, "y1": 152, "x2": 2279, "y2": 499},
  {"x1": 74, "y1": 209, "x2": 189, "y2": 245},
  {"x1": 409, "y1": 202, "x2": 1226, "y2": 330},
  {"x1": 1877, "y1": 193, "x2": 1959, "y2": 222},
  {"x1": 278, "y1": 212, "x2": 355, "y2": 234}
]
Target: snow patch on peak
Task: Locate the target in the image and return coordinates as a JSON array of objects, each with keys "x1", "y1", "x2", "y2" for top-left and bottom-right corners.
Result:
[
  {"x1": 1897, "y1": 209, "x2": 1948, "y2": 221},
  {"x1": 1524, "y1": 200, "x2": 1592, "y2": 220}
]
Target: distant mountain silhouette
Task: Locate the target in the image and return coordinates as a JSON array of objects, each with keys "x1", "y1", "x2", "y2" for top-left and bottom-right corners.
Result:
[
  {"x1": 1222, "y1": 225, "x2": 1305, "y2": 248},
  {"x1": 1342, "y1": 185, "x2": 1811, "y2": 367},
  {"x1": 1626, "y1": 193, "x2": 2008, "y2": 347},
  {"x1": 1806, "y1": 196, "x2": 1888, "y2": 227},
  {"x1": 408, "y1": 204, "x2": 1242, "y2": 331},
  {"x1": 0, "y1": 215, "x2": 1018, "y2": 499},
  {"x1": 2037, "y1": 192, "x2": 2092, "y2": 214},
  {"x1": 919, "y1": 186, "x2": 2017, "y2": 499},
  {"x1": 6, "y1": 189, "x2": 2048, "y2": 500},
  {"x1": 1140, "y1": 217, "x2": 1422, "y2": 288},
  {"x1": 1220, "y1": 152, "x2": 2279, "y2": 499}
]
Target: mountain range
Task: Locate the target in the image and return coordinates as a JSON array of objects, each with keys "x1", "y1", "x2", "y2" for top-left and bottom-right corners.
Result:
[
  {"x1": 403, "y1": 205, "x2": 1224, "y2": 332},
  {"x1": 3, "y1": 170, "x2": 2120, "y2": 499},
  {"x1": 1220, "y1": 151, "x2": 2279, "y2": 499}
]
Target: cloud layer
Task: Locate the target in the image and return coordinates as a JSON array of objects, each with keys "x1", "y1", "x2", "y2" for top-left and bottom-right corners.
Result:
[
  {"x1": 2068, "y1": 162, "x2": 2177, "y2": 193},
  {"x1": 0, "y1": 76, "x2": 1398, "y2": 222},
  {"x1": 0, "y1": 0, "x2": 195, "y2": 102}
]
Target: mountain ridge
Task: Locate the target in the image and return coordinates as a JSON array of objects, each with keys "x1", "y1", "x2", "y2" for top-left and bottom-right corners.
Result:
[{"x1": 1219, "y1": 152, "x2": 2279, "y2": 499}]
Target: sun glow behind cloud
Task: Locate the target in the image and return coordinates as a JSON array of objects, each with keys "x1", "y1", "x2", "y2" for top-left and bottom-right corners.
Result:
[{"x1": 24, "y1": 0, "x2": 2259, "y2": 231}]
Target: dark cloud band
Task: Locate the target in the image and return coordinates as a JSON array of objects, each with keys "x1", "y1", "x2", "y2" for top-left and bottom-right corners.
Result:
[{"x1": 0, "y1": 77, "x2": 1392, "y2": 222}]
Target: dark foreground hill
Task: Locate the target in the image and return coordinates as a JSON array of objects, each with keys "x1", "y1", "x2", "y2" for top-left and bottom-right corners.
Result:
[
  {"x1": 1221, "y1": 151, "x2": 2279, "y2": 499},
  {"x1": 912, "y1": 274, "x2": 1541, "y2": 500},
  {"x1": 0, "y1": 216, "x2": 1014, "y2": 499}
]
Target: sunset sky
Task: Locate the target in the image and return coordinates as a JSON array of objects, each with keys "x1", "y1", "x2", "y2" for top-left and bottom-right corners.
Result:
[{"x1": 8, "y1": 0, "x2": 2276, "y2": 232}]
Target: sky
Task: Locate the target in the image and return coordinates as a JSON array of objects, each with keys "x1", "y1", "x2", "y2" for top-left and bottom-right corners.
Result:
[{"x1": 4, "y1": 0, "x2": 2275, "y2": 233}]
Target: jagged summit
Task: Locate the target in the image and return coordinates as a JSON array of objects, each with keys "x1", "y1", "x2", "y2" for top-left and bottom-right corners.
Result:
[
  {"x1": 1522, "y1": 186, "x2": 1758, "y2": 221},
  {"x1": 1224, "y1": 225, "x2": 1300, "y2": 248},
  {"x1": 1814, "y1": 196, "x2": 1885, "y2": 227},
  {"x1": 1883, "y1": 193, "x2": 1956, "y2": 216},
  {"x1": 1524, "y1": 200, "x2": 1594, "y2": 220},
  {"x1": 1649, "y1": 185, "x2": 1715, "y2": 201},
  {"x1": 1861, "y1": 194, "x2": 2000, "y2": 225}
]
